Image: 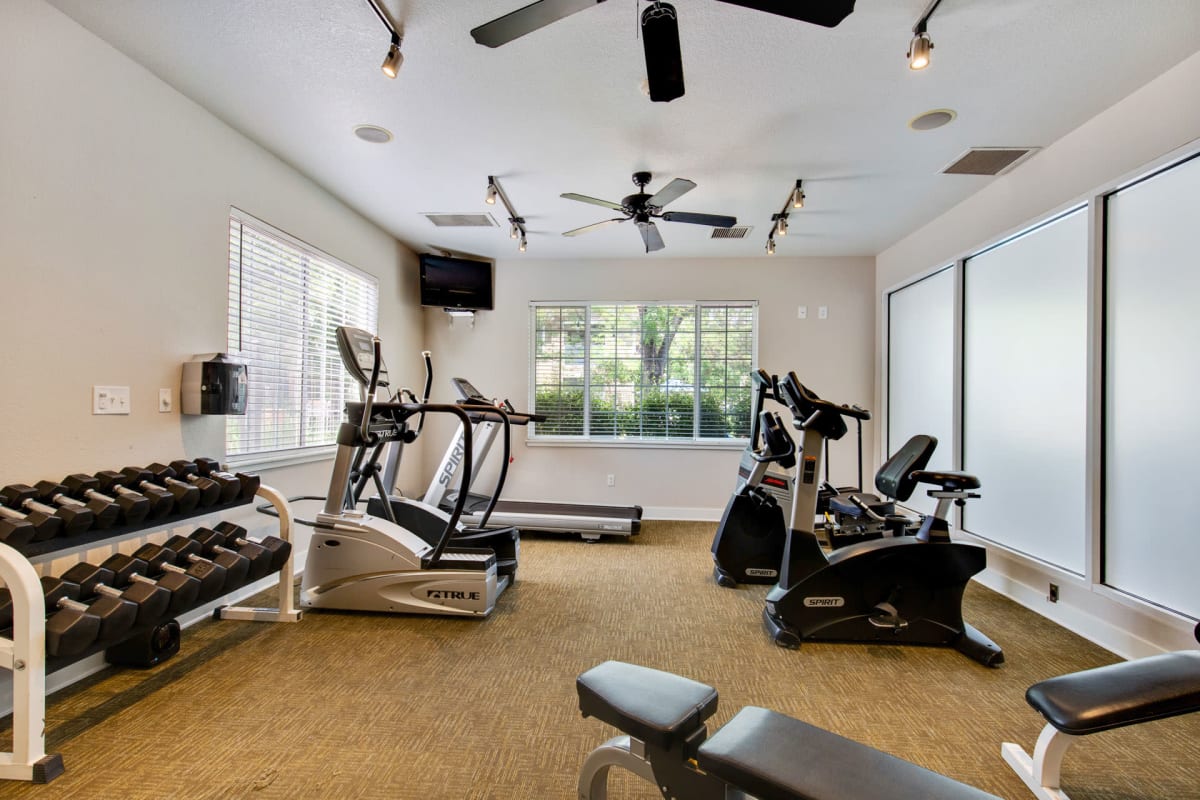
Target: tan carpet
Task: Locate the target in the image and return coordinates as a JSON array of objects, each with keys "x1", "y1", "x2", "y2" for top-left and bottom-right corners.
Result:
[{"x1": 2, "y1": 520, "x2": 1197, "y2": 799}]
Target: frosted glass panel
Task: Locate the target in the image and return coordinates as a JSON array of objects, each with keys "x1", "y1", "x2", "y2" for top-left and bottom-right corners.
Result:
[
  {"x1": 887, "y1": 267, "x2": 955, "y2": 515},
  {"x1": 963, "y1": 209, "x2": 1088, "y2": 573},
  {"x1": 1105, "y1": 155, "x2": 1200, "y2": 619}
]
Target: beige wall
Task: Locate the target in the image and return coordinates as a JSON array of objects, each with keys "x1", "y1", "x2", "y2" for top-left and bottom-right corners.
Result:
[
  {"x1": 873, "y1": 51, "x2": 1200, "y2": 656},
  {"x1": 419, "y1": 255, "x2": 876, "y2": 518},
  {"x1": 0, "y1": 0, "x2": 422, "y2": 559}
]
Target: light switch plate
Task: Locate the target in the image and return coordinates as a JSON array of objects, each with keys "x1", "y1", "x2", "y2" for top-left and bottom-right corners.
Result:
[{"x1": 93, "y1": 385, "x2": 131, "y2": 415}]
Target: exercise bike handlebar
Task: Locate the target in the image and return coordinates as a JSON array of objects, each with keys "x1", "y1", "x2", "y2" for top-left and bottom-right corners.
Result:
[{"x1": 788, "y1": 374, "x2": 871, "y2": 422}]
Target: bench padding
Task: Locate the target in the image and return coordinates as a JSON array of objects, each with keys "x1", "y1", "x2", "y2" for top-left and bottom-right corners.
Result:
[
  {"x1": 697, "y1": 706, "x2": 999, "y2": 800},
  {"x1": 576, "y1": 661, "x2": 718, "y2": 751},
  {"x1": 1026, "y1": 650, "x2": 1200, "y2": 735}
]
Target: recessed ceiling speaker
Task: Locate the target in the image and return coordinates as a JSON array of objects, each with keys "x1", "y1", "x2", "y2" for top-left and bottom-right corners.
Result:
[
  {"x1": 642, "y1": 2, "x2": 684, "y2": 103},
  {"x1": 353, "y1": 124, "x2": 393, "y2": 143},
  {"x1": 908, "y1": 109, "x2": 956, "y2": 131}
]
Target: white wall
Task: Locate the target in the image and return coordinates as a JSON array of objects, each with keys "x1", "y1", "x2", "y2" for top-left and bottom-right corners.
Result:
[
  {"x1": 0, "y1": 0, "x2": 422, "y2": 561},
  {"x1": 875, "y1": 51, "x2": 1200, "y2": 657},
  {"x1": 419, "y1": 255, "x2": 876, "y2": 519}
]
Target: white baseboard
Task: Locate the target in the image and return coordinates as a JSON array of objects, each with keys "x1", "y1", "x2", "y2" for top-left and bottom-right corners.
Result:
[{"x1": 643, "y1": 506, "x2": 723, "y2": 522}]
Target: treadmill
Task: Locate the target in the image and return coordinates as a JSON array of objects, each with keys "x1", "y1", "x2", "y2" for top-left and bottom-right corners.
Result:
[{"x1": 422, "y1": 378, "x2": 642, "y2": 541}]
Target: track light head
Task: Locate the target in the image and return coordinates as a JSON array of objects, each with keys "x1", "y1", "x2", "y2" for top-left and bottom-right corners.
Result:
[
  {"x1": 485, "y1": 182, "x2": 498, "y2": 205},
  {"x1": 908, "y1": 31, "x2": 932, "y2": 70},
  {"x1": 519, "y1": 235, "x2": 527, "y2": 253},
  {"x1": 776, "y1": 215, "x2": 788, "y2": 237},
  {"x1": 381, "y1": 34, "x2": 403, "y2": 78},
  {"x1": 766, "y1": 238, "x2": 776, "y2": 256},
  {"x1": 793, "y1": 187, "x2": 805, "y2": 209},
  {"x1": 509, "y1": 221, "x2": 520, "y2": 239}
]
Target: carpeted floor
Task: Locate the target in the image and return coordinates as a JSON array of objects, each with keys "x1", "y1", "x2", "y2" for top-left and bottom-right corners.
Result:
[{"x1": 2, "y1": 520, "x2": 1198, "y2": 799}]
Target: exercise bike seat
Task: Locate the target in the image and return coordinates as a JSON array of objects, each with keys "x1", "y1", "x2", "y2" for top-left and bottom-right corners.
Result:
[
  {"x1": 697, "y1": 706, "x2": 999, "y2": 800},
  {"x1": 910, "y1": 470, "x2": 980, "y2": 492},
  {"x1": 577, "y1": 661, "x2": 718, "y2": 751}
]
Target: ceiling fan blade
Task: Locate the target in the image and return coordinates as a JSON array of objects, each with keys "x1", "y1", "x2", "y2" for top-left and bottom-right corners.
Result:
[
  {"x1": 647, "y1": 178, "x2": 696, "y2": 209},
  {"x1": 563, "y1": 218, "x2": 625, "y2": 237},
  {"x1": 713, "y1": 0, "x2": 855, "y2": 28},
  {"x1": 560, "y1": 193, "x2": 626, "y2": 211},
  {"x1": 637, "y1": 221, "x2": 666, "y2": 253},
  {"x1": 661, "y1": 211, "x2": 738, "y2": 228},
  {"x1": 471, "y1": 0, "x2": 609, "y2": 47}
]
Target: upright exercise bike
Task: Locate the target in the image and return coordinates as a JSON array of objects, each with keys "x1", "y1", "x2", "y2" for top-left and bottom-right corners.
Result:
[
  {"x1": 762, "y1": 373, "x2": 1004, "y2": 666},
  {"x1": 300, "y1": 334, "x2": 504, "y2": 617}
]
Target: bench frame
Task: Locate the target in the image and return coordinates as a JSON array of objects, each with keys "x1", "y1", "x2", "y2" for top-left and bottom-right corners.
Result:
[
  {"x1": 1001, "y1": 726, "x2": 1077, "y2": 800},
  {"x1": 578, "y1": 731, "x2": 730, "y2": 800}
]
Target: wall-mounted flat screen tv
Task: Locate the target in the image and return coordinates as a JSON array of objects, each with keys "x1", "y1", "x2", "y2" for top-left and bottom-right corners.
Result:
[{"x1": 418, "y1": 254, "x2": 494, "y2": 310}]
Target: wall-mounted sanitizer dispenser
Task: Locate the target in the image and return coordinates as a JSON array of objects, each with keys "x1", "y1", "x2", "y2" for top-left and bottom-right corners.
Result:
[{"x1": 181, "y1": 354, "x2": 248, "y2": 415}]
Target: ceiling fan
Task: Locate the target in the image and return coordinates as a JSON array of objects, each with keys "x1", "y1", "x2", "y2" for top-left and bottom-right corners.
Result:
[
  {"x1": 561, "y1": 171, "x2": 737, "y2": 253},
  {"x1": 471, "y1": 0, "x2": 856, "y2": 102}
]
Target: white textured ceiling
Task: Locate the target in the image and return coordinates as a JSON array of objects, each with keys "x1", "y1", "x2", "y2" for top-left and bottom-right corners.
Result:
[{"x1": 46, "y1": 0, "x2": 1200, "y2": 259}]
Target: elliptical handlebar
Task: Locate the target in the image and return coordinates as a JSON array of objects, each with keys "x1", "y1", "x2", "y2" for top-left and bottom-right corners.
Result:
[
  {"x1": 455, "y1": 401, "x2": 514, "y2": 530},
  {"x1": 359, "y1": 338, "x2": 384, "y2": 446}
]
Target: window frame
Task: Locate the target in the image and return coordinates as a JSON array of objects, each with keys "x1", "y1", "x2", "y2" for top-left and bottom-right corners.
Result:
[
  {"x1": 527, "y1": 300, "x2": 757, "y2": 449},
  {"x1": 224, "y1": 207, "x2": 379, "y2": 468}
]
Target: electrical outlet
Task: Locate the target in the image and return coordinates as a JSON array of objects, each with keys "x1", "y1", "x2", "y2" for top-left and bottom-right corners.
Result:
[
  {"x1": 606, "y1": 474, "x2": 615, "y2": 487},
  {"x1": 818, "y1": 305, "x2": 828, "y2": 320},
  {"x1": 797, "y1": 305, "x2": 808, "y2": 319},
  {"x1": 159, "y1": 388, "x2": 173, "y2": 413},
  {"x1": 1048, "y1": 583, "x2": 1059, "y2": 603},
  {"x1": 93, "y1": 385, "x2": 131, "y2": 415}
]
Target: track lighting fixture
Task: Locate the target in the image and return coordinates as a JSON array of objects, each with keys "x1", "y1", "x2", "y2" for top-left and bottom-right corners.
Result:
[
  {"x1": 365, "y1": 0, "x2": 404, "y2": 79},
  {"x1": 485, "y1": 176, "x2": 529, "y2": 252},
  {"x1": 907, "y1": 0, "x2": 943, "y2": 71},
  {"x1": 381, "y1": 34, "x2": 403, "y2": 78},
  {"x1": 764, "y1": 179, "x2": 804, "y2": 255}
]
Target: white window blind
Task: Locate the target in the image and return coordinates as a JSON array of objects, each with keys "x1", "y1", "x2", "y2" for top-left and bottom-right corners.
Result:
[
  {"x1": 530, "y1": 301, "x2": 756, "y2": 442},
  {"x1": 226, "y1": 209, "x2": 378, "y2": 460}
]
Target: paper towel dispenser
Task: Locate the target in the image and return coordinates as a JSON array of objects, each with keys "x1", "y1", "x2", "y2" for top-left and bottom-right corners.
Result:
[{"x1": 181, "y1": 354, "x2": 248, "y2": 415}]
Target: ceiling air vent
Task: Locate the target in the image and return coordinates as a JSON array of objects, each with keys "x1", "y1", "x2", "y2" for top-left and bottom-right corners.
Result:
[
  {"x1": 422, "y1": 213, "x2": 498, "y2": 228},
  {"x1": 942, "y1": 147, "x2": 1039, "y2": 176},
  {"x1": 711, "y1": 226, "x2": 752, "y2": 239}
]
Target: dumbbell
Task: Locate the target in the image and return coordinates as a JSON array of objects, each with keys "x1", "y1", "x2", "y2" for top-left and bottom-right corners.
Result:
[
  {"x1": 11, "y1": 572, "x2": 136, "y2": 648},
  {"x1": 35, "y1": 481, "x2": 119, "y2": 530},
  {"x1": 132, "y1": 539, "x2": 226, "y2": 603},
  {"x1": 105, "y1": 550, "x2": 201, "y2": 614},
  {"x1": 94, "y1": 470, "x2": 174, "y2": 520},
  {"x1": 0, "y1": 513, "x2": 35, "y2": 547},
  {"x1": 69, "y1": 557, "x2": 171, "y2": 625},
  {"x1": 191, "y1": 526, "x2": 272, "y2": 580},
  {"x1": 194, "y1": 457, "x2": 261, "y2": 501},
  {"x1": 169, "y1": 460, "x2": 240, "y2": 504},
  {"x1": 213, "y1": 521, "x2": 292, "y2": 574},
  {"x1": 0, "y1": 501, "x2": 61, "y2": 542},
  {"x1": 0, "y1": 576, "x2": 102, "y2": 656},
  {"x1": 63, "y1": 473, "x2": 150, "y2": 526},
  {"x1": 148, "y1": 462, "x2": 220, "y2": 507},
  {"x1": 1, "y1": 484, "x2": 92, "y2": 535},
  {"x1": 120, "y1": 467, "x2": 199, "y2": 514},
  {"x1": 188, "y1": 528, "x2": 254, "y2": 586}
]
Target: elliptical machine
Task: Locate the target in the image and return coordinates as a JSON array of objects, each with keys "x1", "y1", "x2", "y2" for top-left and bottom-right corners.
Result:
[
  {"x1": 762, "y1": 373, "x2": 1004, "y2": 667},
  {"x1": 710, "y1": 371, "x2": 796, "y2": 587},
  {"x1": 334, "y1": 326, "x2": 520, "y2": 583},
  {"x1": 300, "y1": 333, "x2": 504, "y2": 617}
]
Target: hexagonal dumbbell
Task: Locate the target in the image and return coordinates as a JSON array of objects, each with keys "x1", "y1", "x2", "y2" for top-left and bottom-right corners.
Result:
[
  {"x1": 0, "y1": 576, "x2": 101, "y2": 656},
  {"x1": 31, "y1": 570, "x2": 137, "y2": 647},
  {"x1": 213, "y1": 521, "x2": 292, "y2": 575},
  {"x1": 194, "y1": 458, "x2": 261, "y2": 501},
  {"x1": 137, "y1": 536, "x2": 226, "y2": 603},
  {"x1": 94, "y1": 470, "x2": 174, "y2": 520},
  {"x1": 0, "y1": 499, "x2": 60, "y2": 542},
  {"x1": 120, "y1": 467, "x2": 199, "y2": 515},
  {"x1": 0, "y1": 513, "x2": 35, "y2": 547},
  {"x1": 147, "y1": 463, "x2": 219, "y2": 508},
  {"x1": 188, "y1": 528, "x2": 255, "y2": 586},
  {"x1": 2, "y1": 484, "x2": 92, "y2": 535},
  {"x1": 35, "y1": 481, "x2": 119, "y2": 529},
  {"x1": 63, "y1": 474, "x2": 150, "y2": 527},
  {"x1": 169, "y1": 460, "x2": 240, "y2": 504}
]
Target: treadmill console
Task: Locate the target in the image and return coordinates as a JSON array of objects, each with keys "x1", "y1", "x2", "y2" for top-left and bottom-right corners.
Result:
[
  {"x1": 450, "y1": 377, "x2": 488, "y2": 403},
  {"x1": 336, "y1": 326, "x2": 390, "y2": 389}
]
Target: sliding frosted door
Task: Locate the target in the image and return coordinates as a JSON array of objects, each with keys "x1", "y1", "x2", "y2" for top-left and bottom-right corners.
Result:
[
  {"x1": 887, "y1": 267, "x2": 955, "y2": 514},
  {"x1": 963, "y1": 209, "x2": 1088, "y2": 573},
  {"x1": 1105, "y1": 155, "x2": 1200, "y2": 619}
]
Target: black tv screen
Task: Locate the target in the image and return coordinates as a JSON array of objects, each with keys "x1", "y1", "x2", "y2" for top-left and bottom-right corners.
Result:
[{"x1": 419, "y1": 254, "x2": 494, "y2": 310}]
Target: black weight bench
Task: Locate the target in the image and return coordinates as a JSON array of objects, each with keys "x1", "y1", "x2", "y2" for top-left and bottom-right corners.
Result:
[
  {"x1": 1002, "y1": 650, "x2": 1200, "y2": 799},
  {"x1": 577, "y1": 660, "x2": 998, "y2": 800}
]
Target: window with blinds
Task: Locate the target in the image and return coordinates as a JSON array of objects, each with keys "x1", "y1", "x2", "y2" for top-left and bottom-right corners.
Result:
[
  {"x1": 226, "y1": 209, "x2": 379, "y2": 460},
  {"x1": 530, "y1": 301, "x2": 756, "y2": 443}
]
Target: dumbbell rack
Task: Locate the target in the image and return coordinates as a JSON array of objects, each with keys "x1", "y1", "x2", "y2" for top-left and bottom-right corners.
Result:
[{"x1": 0, "y1": 482, "x2": 300, "y2": 783}]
